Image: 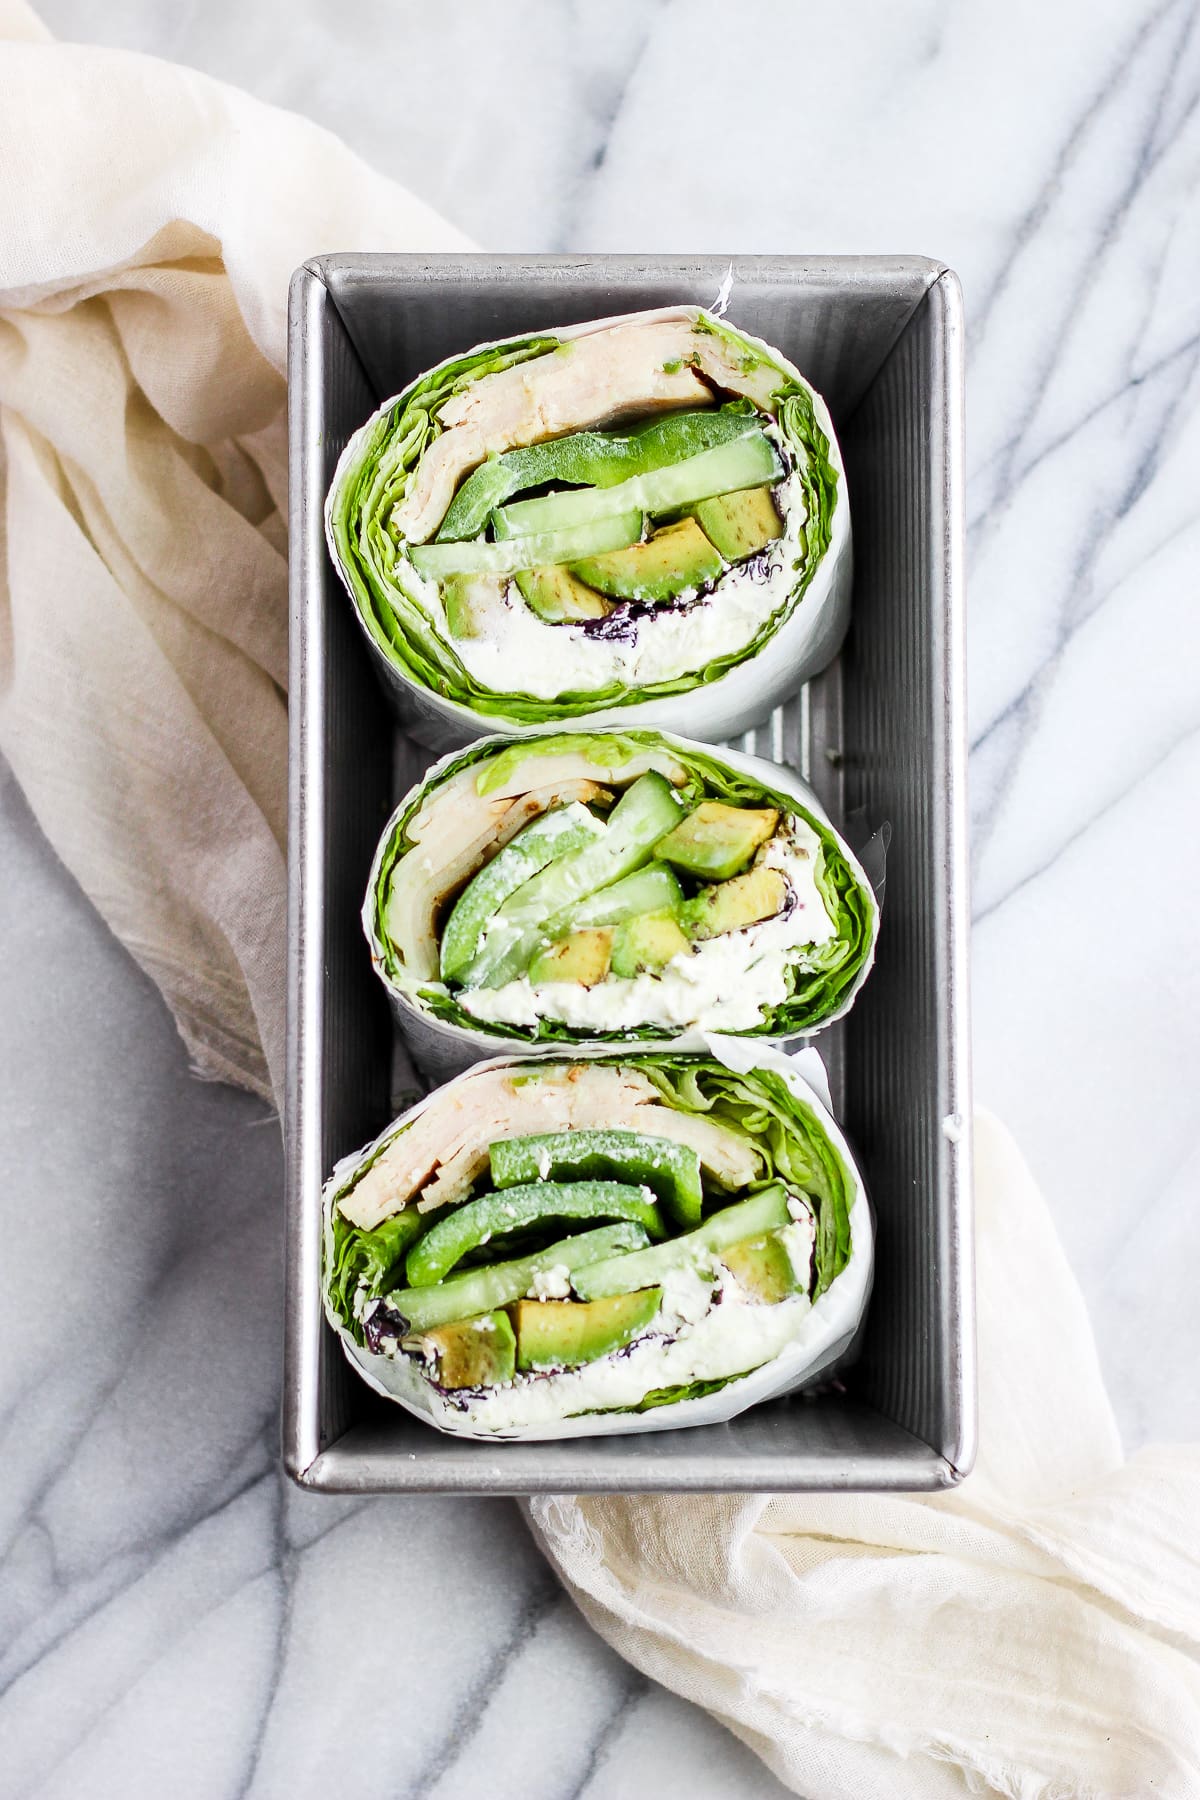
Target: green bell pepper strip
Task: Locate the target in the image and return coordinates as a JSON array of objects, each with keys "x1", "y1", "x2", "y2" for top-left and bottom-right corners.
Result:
[
  {"x1": 385, "y1": 1220, "x2": 650, "y2": 1333},
  {"x1": 404, "y1": 1180, "x2": 667, "y2": 1288},
  {"x1": 489, "y1": 1129, "x2": 703, "y2": 1229}
]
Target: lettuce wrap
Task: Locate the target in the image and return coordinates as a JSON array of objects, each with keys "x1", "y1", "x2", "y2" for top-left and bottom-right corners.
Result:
[
  {"x1": 322, "y1": 1043, "x2": 872, "y2": 1440},
  {"x1": 325, "y1": 307, "x2": 850, "y2": 750},
  {"x1": 365, "y1": 727, "x2": 878, "y2": 1080}
]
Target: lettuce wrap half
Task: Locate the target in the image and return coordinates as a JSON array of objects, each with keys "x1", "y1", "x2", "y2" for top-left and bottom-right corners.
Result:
[
  {"x1": 365, "y1": 728, "x2": 879, "y2": 1080},
  {"x1": 322, "y1": 1043, "x2": 872, "y2": 1440},
  {"x1": 325, "y1": 306, "x2": 850, "y2": 750}
]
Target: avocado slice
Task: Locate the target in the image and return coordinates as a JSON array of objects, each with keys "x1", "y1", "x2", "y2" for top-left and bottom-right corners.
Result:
[
  {"x1": 653, "y1": 802, "x2": 779, "y2": 882},
  {"x1": 493, "y1": 432, "x2": 782, "y2": 538},
  {"x1": 490, "y1": 1127, "x2": 704, "y2": 1228},
  {"x1": 441, "y1": 574, "x2": 489, "y2": 640},
  {"x1": 683, "y1": 865, "x2": 788, "y2": 940},
  {"x1": 717, "y1": 1230, "x2": 808, "y2": 1304},
  {"x1": 569, "y1": 518, "x2": 723, "y2": 605},
  {"x1": 611, "y1": 911, "x2": 691, "y2": 979},
  {"x1": 573, "y1": 1185, "x2": 791, "y2": 1302},
  {"x1": 415, "y1": 1310, "x2": 517, "y2": 1389},
  {"x1": 409, "y1": 508, "x2": 643, "y2": 581},
  {"x1": 438, "y1": 802, "x2": 606, "y2": 984},
  {"x1": 693, "y1": 485, "x2": 784, "y2": 562},
  {"x1": 571, "y1": 865, "x2": 683, "y2": 929},
  {"x1": 463, "y1": 771, "x2": 684, "y2": 989},
  {"x1": 528, "y1": 928, "x2": 613, "y2": 987},
  {"x1": 387, "y1": 1220, "x2": 651, "y2": 1333},
  {"x1": 404, "y1": 1180, "x2": 667, "y2": 1288},
  {"x1": 435, "y1": 402, "x2": 758, "y2": 543},
  {"x1": 513, "y1": 1289, "x2": 663, "y2": 1372},
  {"x1": 513, "y1": 564, "x2": 611, "y2": 623}
]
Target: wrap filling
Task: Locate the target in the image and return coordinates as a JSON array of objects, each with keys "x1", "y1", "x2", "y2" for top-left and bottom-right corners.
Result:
[
  {"x1": 326, "y1": 310, "x2": 840, "y2": 720},
  {"x1": 324, "y1": 1057, "x2": 857, "y2": 1431},
  {"x1": 368, "y1": 731, "x2": 877, "y2": 1042}
]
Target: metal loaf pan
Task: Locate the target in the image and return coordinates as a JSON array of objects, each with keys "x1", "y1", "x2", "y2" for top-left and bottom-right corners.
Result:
[{"x1": 285, "y1": 254, "x2": 973, "y2": 1492}]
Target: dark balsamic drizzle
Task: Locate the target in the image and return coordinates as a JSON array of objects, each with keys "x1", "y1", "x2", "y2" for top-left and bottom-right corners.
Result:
[
  {"x1": 363, "y1": 1302, "x2": 406, "y2": 1355},
  {"x1": 577, "y1": 546, "x2": 776, "y2": 642}
]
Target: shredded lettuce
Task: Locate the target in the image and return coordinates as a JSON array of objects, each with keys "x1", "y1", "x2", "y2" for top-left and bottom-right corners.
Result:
[
  {"x1": 637, "y1": 1057, "x2": 853, "y2": 1296},
  {"x1": 326, "y1": 316, "x2": 839, "y2": 722},
  {"x1": 327, "y1": 1209, "x2": 424, "y2": 1330}
]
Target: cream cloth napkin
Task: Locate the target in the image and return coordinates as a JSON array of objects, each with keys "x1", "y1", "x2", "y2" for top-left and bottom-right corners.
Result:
[
  {"x1": 0, "y1": 0, "x2": 468, "y2": 1100},
  {"x1": 3, "y1": 12, "x2": 1198, "y2": 1797},
  {"x1": 530, "y1": 1112, "x2": 1200, "y2": 1800}
]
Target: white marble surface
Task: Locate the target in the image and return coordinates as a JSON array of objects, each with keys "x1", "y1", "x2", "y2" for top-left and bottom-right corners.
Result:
[{"x1": 5, "y1": 0, "x2": 1200, "y2": 1793}]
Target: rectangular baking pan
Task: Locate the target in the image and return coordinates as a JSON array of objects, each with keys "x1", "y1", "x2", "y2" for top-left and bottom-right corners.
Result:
[{"x1": 284, "y1": 254, "x2": 973, "y2": 1492}]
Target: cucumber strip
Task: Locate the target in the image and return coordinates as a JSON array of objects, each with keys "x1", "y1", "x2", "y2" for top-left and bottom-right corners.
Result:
[
  {"x1": 438, "y1": 802, "x2": 605, "y2": 984},
  {"x1": 408, "y1": 510, "x2": 643, "y2": 580},
  {"x1": 493, "y1": 434, "x2": 782, "y2": 539},
  {"x1": 489, "y1": 1129, "x2": 703, "y2": 1229},
  {"x1": 404, "y1": 1180, "x2": 667, "y2": 1288},
  {"x1": 385, "y1": 1221, "x2": 650, "y2": 1333},
  {"x1": 572, "y1": 1185, "x2": 792, "y2": 1301},
  {"x1": 571, "y1": 865, "x2": 684, "y2": 928},
  {"x1": 463, "y1": 771, "x2": 684, "y2": 990}
]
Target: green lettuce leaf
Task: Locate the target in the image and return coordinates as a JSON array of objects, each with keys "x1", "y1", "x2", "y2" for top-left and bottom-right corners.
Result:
[
  {"x1": 327, "y1": 1208, "x2": 425, "y2": 1335},
  {"x1": 587, "y1": 1372, "x2": 741, "y2": 1415}
]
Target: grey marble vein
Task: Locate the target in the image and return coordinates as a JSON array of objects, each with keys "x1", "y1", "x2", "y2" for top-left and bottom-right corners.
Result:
[{"x1": 9, "y1": 0, "x2": 1200, "y2": 1793}]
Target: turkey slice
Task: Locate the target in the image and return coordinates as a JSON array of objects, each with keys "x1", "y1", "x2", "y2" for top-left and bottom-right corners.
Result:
[{"x1": 337, "y1": 1063, "x2": 762, "y2": 1230}]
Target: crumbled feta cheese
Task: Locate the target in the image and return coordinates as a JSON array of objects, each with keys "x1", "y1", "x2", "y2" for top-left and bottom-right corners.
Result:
[
  {"x1": 528, "y1": 1264, "x2": 572, "y2": 1300},
  {"x1": 780, "y1": 1218, "x2": 815, "y2": 1287},
  {"x1": 659, "y1": 1262, "x2": 716, "y2": 1327}
]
